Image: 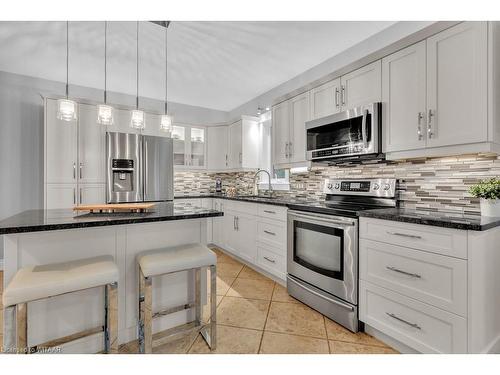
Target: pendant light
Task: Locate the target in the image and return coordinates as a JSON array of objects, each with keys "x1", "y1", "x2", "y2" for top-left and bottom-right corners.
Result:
[
  {"x1": 131, "y1": 21, "x2": 145, "y2": 129},
  {"x1": 160, "y1": 21, "x2": 173, "y2": 133},
  {"x1": 97, "y1": 21, "x2": 114, "y2": 125},
  {"x1": 57, "y1": 21, "x2": 77, "y2": 122}
]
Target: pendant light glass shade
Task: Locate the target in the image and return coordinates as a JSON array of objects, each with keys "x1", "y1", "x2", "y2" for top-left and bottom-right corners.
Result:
[
  {"x1": 97, "y1": 104, "x2": 114, "y2": 125},
  {"x1": 130, "y1": 109, "x2": 145, "y2": 129},
  {"x1": 57, "y1": 98, "x2": 77, "y2": 121},
  {"x1": 160, "y1": 114, "x2": 173, "y2": 132}
]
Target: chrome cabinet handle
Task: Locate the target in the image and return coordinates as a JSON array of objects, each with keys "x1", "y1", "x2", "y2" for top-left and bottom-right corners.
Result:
[
  {"x1": 386, "y1": 231, "x2": 422, "y2": 239},
  {"x1": 341, "y1": 85, "x2": 346, "y2": 105},
  {"x1": 233, "y1": 217, "x2": 236, "y2": 230},
  {"x1": 263, "y1": 230, "x2": 276, "y2": 236},
  {"x1": 386, "y1": 312, "x2": 421, "y2": 330},
  {"x1": 289, "y1": 142, "x2": 293, "y2": 158},
  {"x1": 427, "y1": 109, "x2": 434, "y2": 138},
  {"x1": 239, "y1": 152, "x2": 242, "y2": 165},
  {"x1": 73, "y1": 163, "x2": 76, "y2": 179},
  {"x1": 73, "y1": 188, "x2": 76, "y2": 205},
  {"x1": 417, "y1": 112, "x2": 424, "y2": 140},
  {"x1": 335, "y1": 87, "x2": 340, "y2": 108},
  {"x1": 225, "y1": 154, "x2": 228, "y2": 167},
  {"x1": 79, "y1": 163, "x2": 83, "y2": 179},
  {"x1": 263, "y1": 256, "x2": 276, "y2": 264},
  {"x1": 236, "y1": 216, "x2": 239, "y2": 230},
  {"x1": 285, "y1": 142, "x2": 289, "y2": 158},
  {"x1": 263, "y1": 210, "x2": 276, "y2": 214},
  {"x1": 386, "y1": 266, "x2": 421, "y2": 279},
  {"x1": 79, "y1": 188, "x2": 83, "y2": 204}
]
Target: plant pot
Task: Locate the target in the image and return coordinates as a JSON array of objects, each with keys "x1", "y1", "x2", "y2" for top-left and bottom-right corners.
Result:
[{"x1": 480, "y1": 198, "x2": 500, "y2": 217}]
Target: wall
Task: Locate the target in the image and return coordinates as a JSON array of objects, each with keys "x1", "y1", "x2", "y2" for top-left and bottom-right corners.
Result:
[
  {"x1": 174, "y1": 154, "x2": 500, "y2": 215},
  {"x1": 0, "y1": 71, "x2": 228, "y2": 261}
]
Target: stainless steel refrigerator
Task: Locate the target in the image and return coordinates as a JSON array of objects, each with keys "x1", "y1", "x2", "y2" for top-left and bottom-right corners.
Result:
[{"x1": 106, "y1": 132, "x2": 174, "y2": 203}]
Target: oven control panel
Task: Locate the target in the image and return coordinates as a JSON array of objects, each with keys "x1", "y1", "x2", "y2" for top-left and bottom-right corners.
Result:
[{"x1": 324, "y1": 178, "x2": 396, "y2": 197}]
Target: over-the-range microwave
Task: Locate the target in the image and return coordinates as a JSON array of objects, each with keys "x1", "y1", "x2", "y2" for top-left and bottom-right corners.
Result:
[{"x1": 306, "y1": 102, "x2": 382, "y2": 162}]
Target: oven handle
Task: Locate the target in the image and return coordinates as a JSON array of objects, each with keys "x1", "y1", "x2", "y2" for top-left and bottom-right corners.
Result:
[
  {"x1": 287, "y1": 275, "x2": 355, "y2": 312},
  {"x1": 288, "y1": 210, "x2": 356, "y2": 227},
  {"x1": 361, "y1": 109, "x2": 368, "y2": 149}
]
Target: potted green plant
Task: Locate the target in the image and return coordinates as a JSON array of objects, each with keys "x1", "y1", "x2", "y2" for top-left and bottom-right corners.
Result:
[{"x1": 469, "y1": 178, "x2": 500, "y2": 217}]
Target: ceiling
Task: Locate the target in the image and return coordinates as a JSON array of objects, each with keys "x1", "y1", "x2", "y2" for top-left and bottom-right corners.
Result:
[{"x1": 0, "y1": 21, "x2": 395, "y2": 111}]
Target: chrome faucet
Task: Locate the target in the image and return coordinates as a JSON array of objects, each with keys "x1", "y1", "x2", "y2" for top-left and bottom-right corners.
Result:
[{"x1": 253, "y1": 169, "x2": 273, "y2": 197}]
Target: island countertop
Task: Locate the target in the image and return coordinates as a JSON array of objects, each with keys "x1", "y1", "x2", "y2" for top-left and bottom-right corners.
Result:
[{"x1": 0, "y1": 201, "x2": 223, "y2": 235}]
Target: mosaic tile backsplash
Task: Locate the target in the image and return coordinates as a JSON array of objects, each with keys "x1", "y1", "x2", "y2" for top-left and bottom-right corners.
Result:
[{"x1": 174, "y1": 153, "x2": 500, "y2": 215}]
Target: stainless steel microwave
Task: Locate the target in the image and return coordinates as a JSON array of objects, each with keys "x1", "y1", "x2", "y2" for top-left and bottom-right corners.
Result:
[{"x1": 306, "y1": 102, "x2": 382, "y2": 162}]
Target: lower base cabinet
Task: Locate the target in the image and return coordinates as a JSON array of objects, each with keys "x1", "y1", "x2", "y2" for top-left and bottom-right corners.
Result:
[{"x1": 223, "y1": 210, "x2": 257, "y2": 263}]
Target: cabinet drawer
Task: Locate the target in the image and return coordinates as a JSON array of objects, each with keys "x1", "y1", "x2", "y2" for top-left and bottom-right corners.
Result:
[
  {"x1": 225, "y1": 200, "x2": 259, "y2": 215},
  {"x1": 359, "y1": 218, "x2": 467, "y2": 259},
  {"x1": 257, "y1": 220, "x2": 286, "y2": 250},
  {"x1": 257, "y1": 246, "x2": 286, "y2": 279},
  {"x1": 258, "y1": 204, "x2": 287, "y2": 221},
  {"x1": 360, "y1": 239, "x2": 467, "y2": 316},
  {"x1": 175, "y1": 198, "x2": 202, "y2": 207},
  {"x1": 359, "y1": 281, "x2": 467, "y2": 353}
]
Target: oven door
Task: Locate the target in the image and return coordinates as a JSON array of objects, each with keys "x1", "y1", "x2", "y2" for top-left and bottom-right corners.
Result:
[
  {"x1": 306, "y1": 102, "x2": 380, "y2": 161},
  {"x1": 287, "y1": 210, "x2": 358, "y2": 304}
]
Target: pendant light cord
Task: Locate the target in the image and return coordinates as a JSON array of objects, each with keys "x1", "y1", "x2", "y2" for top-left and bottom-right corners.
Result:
[
  {"x1": 66, "y1": 21, "x2": 69, "y2": 98},
  {"x1": 104, "y1": 21, "x2": 107, "y2": 104},
  {"x1": 165, "y1": 21, "x2": 169, "y2": 115},
  {"x1": 136, "y1": 21, "x2": 139, "y2": 110}
]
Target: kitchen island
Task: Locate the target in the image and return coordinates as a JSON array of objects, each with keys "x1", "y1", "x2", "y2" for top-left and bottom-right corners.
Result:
[{"x1": 1, "y1": 202, "x2": 223, "y2": 353}]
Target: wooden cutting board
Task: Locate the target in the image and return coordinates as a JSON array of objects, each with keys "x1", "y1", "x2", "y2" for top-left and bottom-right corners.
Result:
[{"x1": 73, "y1": 203, "x2": 156, "y2": 213}]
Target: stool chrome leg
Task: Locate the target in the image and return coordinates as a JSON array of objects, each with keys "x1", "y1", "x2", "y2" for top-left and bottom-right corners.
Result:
[
  {"x1": 209, "y1": 264, "x2": 217, "y2": 350},
  {"x1": 4, "y1": 305, "x2": 16, "y2": 353},
  {"x1": 16, "y1": 303, "x2": 28, "y2": 354},
  {"x1": 138, "y1": 270, "x2": 153, "y2": 354},
  {"x1": 104, "y1": 282, "x2": 118, "y2": 354},
  {"x1": 194, "y1": 268, "x2": 201, "y2": 326}
]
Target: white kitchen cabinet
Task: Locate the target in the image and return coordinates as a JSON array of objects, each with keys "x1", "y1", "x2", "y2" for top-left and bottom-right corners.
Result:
[
  {"x1": 272, "y1": 92, "x2": 309, "y2": 167},
  {"x1": 309, "y1": 78, "x2": 341, "y2": 120},
  {"x1": 45, "y1": 99, "x2": 78, "y2": 184},
  {"x1": 46, "y1": 184, "x2": 77, "y2": 209},
  {"x1": 289, "y1": 92, "x2": 310, "y2": 163},
  {"x1": 201, "y1": 198, "x2": 213, "y2": 244},
  {"x1": 173, "y1": 124, "x2": 206, "y2": 170},
  {"x1": 212, "y1": 199, "x2": 225, "y2": 247},
  {"x1": 207, "y1": 126, "x2": 229, "y2": 170},
  {"x1": 223, "y1": 209, "x2": 257, "y2": 263},
  {"x1": 382, "y1": 41, "x2": 427, "y2": 152},
  {"x1": 272, "y1": 100, "x2": 290, "y2": 165},
  {"x1": 340, "y1": 60, "x2": 382, "y2": 110},
  {"x1": 78, "y1": 184, "x2": 106, "y2": 205},
  {"x1": 228, "y1": 120, "x2": 243, "y2": 169},
  {"x1": 426, "y1": 22, "x2": 488, "y2": 148},
  {"x1": 78, "y1": 104, "x2": 106, "y2": 184}
]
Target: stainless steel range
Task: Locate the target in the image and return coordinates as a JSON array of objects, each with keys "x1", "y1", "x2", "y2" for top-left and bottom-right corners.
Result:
[{"x1": 287, "y1": 178, "x2": 397, "y2": 332}]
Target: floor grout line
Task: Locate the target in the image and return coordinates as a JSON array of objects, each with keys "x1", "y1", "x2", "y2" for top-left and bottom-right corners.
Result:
[{"x1": 257, "y1": 282, "x2": 276, "y2": 354}]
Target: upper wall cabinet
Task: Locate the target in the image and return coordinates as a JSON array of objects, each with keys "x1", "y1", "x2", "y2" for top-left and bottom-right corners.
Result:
[
  {"x1": 273, "y1": 92, "x2": 310, "y2": 167},
  {"x1": 309, "y1": 61, "x2": 382, "y2": 121},
  {"x1": 207, "y1": 126, "x2": 229, "y2": 170},
  {"x1": 340, "y1": 60, "x2": 382, "y2": 110},
  {"x1": 310, "y1": 78, "x2": 341, "y2": 119},
  {"x1": 382, "y1": 40, "x2": 427, "y2": 152},
  {"x1": 426, "y1": 22, "x2": 487, "y2": 148},
  {"x1": 383, "y1": 22, "x2": 498, "y2": 159},
  {"x1": 207, "y1": 116, "x2": 261, "y2": 171},
  {"x1": 172, "y1": 124, "x2": 206, "y2": 169}
]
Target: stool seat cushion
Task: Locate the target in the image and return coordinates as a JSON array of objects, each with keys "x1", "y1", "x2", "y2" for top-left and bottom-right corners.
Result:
[
  {"x1": 2, "y1": 255, "x2": 119, "y2": 307},
  {"x1": 138, "y1": 244, "x2": 217, "y2": 277}
]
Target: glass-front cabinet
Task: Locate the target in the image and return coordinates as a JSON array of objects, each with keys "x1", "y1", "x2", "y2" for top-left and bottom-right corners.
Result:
[{"x1": 172, "y1": 124, "x2": 206, "y2": 169}]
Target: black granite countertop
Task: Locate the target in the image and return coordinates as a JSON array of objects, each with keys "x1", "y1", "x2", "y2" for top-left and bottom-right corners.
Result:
[
  {"x1": 358, "y1": 208, "x2": 500, "y2": 231},
  {"x1": 0, "y1": 202, "x2": 223, "y2": 235}
]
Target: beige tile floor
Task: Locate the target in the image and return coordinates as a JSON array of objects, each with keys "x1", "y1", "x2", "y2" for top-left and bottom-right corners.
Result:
[{"x1": 0, "y1": 249, "x2": 399, "y2": 354}]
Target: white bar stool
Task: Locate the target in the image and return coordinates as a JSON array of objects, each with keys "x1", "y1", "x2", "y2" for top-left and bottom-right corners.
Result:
[
  {"x1": 2, "y1": 255, "x2": 119, "y2": 354},
  {"x1": 137, "y1": 243, "x2": 217, "y2": 353}
]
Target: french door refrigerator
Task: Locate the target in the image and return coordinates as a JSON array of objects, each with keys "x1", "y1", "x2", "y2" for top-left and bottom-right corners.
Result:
[{"x1": 106, "y1": 132, "x2": 174, "y2": 203}]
